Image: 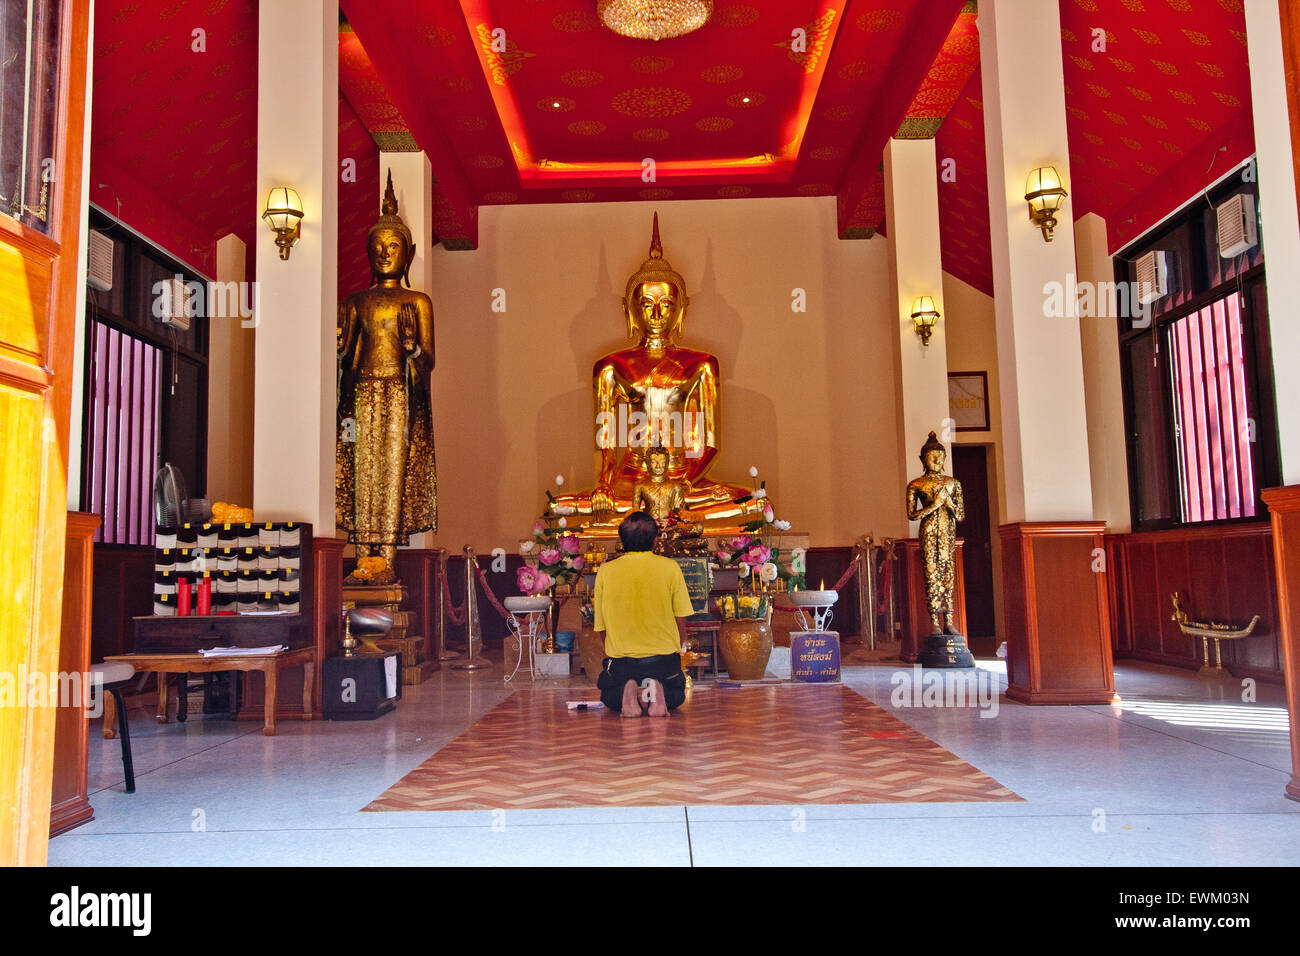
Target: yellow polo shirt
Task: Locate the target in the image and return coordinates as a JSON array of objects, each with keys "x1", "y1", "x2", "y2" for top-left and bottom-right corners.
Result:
[{"x1": 593, "y1": 551, "x2": 695, "y2": 658}]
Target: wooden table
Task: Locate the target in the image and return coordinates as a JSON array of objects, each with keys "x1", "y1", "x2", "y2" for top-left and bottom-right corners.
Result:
[{"x1": 105, "y1": 647, "x2": 316, "y2": 737}]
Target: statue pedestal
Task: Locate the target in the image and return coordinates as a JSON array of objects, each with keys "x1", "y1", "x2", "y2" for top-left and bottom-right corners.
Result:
[
  {"x1": 917, "y1": 631, "x2": 976, "y2": 669},
  {"x1": 897, "y1": 538, "x2": 970, "y2": 664}
]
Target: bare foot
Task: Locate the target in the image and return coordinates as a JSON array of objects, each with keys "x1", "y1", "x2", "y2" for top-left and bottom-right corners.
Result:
[
  {"x1": 620, "y1": 680, "x2": 642, "y2": 718},
  {"x1": 646, "y1": 679, "x2": 668, "y2": 718}
]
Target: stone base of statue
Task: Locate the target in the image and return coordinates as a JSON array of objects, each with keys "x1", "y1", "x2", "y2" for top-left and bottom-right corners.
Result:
[{"x1": 918, "y1": 631, "x2": 976, "y2": 669}]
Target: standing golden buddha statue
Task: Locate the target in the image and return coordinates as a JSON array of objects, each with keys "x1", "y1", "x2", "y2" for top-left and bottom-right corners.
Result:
[
  {"x1": 905, "y1": 431, "x2": 974, "y2": 667},
  {"x1": 337, "y1": 171, "x2": 437, "y2": 584},
  {"x1": 549, "y1": 214, "x2": 764, "y2": 534}
]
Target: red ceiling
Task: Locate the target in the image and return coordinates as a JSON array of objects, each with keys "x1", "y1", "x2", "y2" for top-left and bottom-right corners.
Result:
[
  {"x1": 90, "y1": 0, "x2": 258, "y2": 277},
  {"x1": 340, "y1": 0, "x2": 969, "y2": 245},
  {"x1": 88, "y1": 0, "x2": 1260, "y2": 297},
  {"x1": 935, "y1": 0, "x2": 1256, "y2": 293}
]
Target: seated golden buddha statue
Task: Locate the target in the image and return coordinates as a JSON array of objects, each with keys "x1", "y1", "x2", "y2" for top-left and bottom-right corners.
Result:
[{"x1": 549, "y1": 214, "x2": 765, "y2": 535}]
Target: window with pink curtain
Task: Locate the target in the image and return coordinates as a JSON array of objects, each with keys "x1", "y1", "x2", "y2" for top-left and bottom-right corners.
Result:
[{"x1": 1166, "y1": 292, "x2": 1255, "y2": 523}]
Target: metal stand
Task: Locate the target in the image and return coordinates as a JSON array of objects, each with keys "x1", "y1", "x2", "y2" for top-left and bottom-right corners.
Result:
[
  {"x1": 433, "y1": 547, "x2": 460, "y2": 661},
  {"x1": 451, "y1": 546, "x2": 492, "y2": 670},
  {"x1": 855, "y1": 534, "x2": 876, "y2": 650},
  {"x1": 504, "y1": 606, "x2": 550, "y2": 683}
]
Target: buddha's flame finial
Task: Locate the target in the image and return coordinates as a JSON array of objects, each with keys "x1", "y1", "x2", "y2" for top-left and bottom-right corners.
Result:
[
  {"x1": 381, "y1": 169, "x2": 399, "y2": 217},
  {"x1": 649, "y1": 211, "x2": 663, "y2": 260}
]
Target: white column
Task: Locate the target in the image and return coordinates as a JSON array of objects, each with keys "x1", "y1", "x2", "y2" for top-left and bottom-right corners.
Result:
[
  {"x1": 381, "y1": 152, "x2": 434, "y2": 295},
  {"x1": 382, "y1": 151, "x2": 435, "y2": 548},
  {"x1": 207, "y1": 234, "x2": 254, "y2": 506},
  {"x1": 253, "y1": 0, "x2": 338, "y2": 532},
  {"x1": 979, "y1": 0, "x2": 1093, "y2": 522},
  {"x1": 1075, "y1": 213, "x2": 1131, "y2": 531},
  {"x1": 1245, "y1": 0, "x2": 1300, "y2": 484},
  {"x1": 883, "y1": 137, "x2": 951, "y2": 533}
]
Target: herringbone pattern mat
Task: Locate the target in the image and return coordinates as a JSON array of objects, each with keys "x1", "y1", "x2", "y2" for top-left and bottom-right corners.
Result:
[{"x1": 363, "y1": 684, "x2": 1020, "y2": 811}]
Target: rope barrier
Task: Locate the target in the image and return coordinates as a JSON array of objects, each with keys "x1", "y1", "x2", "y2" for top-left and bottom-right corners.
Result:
[
  {"x1": 440, "y1": 562, "x2": 467, "y2": 627},
  {"x1": 472, "y1": 560, "x2": 519, "y2": 629}
]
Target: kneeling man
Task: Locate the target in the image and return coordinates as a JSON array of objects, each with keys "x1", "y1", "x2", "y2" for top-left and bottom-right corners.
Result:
[{"x1": 594, "y1": 512, "x2": 694, "y2": 718}]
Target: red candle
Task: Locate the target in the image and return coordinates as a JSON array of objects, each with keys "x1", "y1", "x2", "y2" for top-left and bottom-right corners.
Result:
[
  {"x1": 197, "y1": 575, "x2": 211, "y2": 616},
  {"x1": 178, "y1": 576, "x2": 192, "y2": 616}
]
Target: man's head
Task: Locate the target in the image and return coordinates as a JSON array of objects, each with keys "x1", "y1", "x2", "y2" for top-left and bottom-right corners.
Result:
[{"x1": 618, "y1": 511, "x2": 658, "y2": 552}]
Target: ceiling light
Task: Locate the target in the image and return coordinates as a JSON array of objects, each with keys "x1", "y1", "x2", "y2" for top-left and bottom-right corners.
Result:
[{"x1": 597, "y1": 0, "x2": 713, "y2": 41}]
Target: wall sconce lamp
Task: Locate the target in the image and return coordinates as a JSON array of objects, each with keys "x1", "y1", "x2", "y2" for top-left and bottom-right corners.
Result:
[
  {"x1": 1025, "y1": 166, "x2": 1068, "y2": 242},
  {"x1": 910, "y1": 295, "x2": 940, "y2": 347},
  {"x1": 262, "y1": 187, "x2": 304, "y2": 260}
]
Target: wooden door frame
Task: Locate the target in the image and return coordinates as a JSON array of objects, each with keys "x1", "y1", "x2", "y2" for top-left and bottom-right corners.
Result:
[{"x1": 0, "y1": 0, "x2": 92, "y2": 866}]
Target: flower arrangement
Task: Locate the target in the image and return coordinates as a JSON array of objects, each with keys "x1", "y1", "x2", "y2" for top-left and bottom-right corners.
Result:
[
  {"x1": 517, "y1": 520, "x2": 586, "y2": 595},
  {"x1": 715, "y1": 593, "x2": 770, "y2": 621},
  {"x1": 713, "y1": 466, "x2": 803, "y2": 588}
]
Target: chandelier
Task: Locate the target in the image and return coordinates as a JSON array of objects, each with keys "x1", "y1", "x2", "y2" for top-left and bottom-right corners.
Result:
[{"x1": 597, "y1": 0, "x2": 714, "y2": 40}]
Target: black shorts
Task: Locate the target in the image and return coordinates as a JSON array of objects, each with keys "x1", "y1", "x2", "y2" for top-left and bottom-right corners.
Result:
[{"x1": 597, "y1": 653, "x2": 687, "y2": 713}]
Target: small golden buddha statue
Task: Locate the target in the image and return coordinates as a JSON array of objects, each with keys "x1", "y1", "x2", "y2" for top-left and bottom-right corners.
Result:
[
  {"x1": 337, "y1": 171, "x2": 437, "y2": 584},
  {"x1": 549, "y1": 214, "x2": 763, "y2": 534},
  {"x1": 906, "y1": 431, "x2": 964, "y2": 636},
  {"x1": 632, "y1": 446, "x2": 687, "y2": 525}
]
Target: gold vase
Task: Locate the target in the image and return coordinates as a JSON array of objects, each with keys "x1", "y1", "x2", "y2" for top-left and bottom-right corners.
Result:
[{"x1": 718, "y1": 618, "x2": 773, "y2": 681}]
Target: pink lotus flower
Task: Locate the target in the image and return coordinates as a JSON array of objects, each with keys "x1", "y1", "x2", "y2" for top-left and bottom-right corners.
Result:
[
  {"x1": 745, "y1": 544, "x2": 771, "y2": 566},
  {"x1": 533, "y1": 571, "x2": 553, "y2": 592},
  {"x1": 571, "y1": 555, "x2": 585, "y2": 571},
  {"x1": 715, "y1": 550, "x2": 731, "y2": 565},
  {"x1": 532, "y1": 520, "x2": 545, "y2": 535},
  {"x1": 559, "y1": 535, "x2": 581, "y2": 555},
  {"x1": 538, "y1": 548, "x2": 562, "y2": 565},
  {"x1": 517, "y1": 565, "x2": 539, "y2": 594},
  {"x1": 763, "y1": 504, "x2": 775, "y2": 523},
  {"x1": 728, "y1": 535, "x2": 751, "y2": 551}
]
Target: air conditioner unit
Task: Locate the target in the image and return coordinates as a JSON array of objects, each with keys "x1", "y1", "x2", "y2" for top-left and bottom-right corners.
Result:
[
  {"x1": 162, "y1": 276, "x2": 192, "y2": 331},
  {"x1": 87, "y1": 230, "x2": 113, "y2": 291},
  {"x1": 1217, "y1": 193, "x2": 1258, "y2": 258},
  {"x1": 1135, "y1": 250, "x2": 1168, "y2": 305}
]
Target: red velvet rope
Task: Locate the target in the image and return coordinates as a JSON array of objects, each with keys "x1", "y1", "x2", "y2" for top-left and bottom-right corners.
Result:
[
  {"x1": 440, "y1": 561, "x2": 468, "y2": 627},
  {"x1": 830, "y1": 559, "x2": 857, "y2": 592},
  {"x1": 473, "y1": 561, "x2": 518, "y2": 626},
  {"x1": 876, "y1": 552, "x2": 892, "y2": 616}
]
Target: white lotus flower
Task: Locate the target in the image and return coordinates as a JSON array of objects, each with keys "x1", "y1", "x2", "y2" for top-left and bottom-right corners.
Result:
[
  {"x1": 754, "y1": 488, "x2": 766, "y2": 499},
  {"x1": 558, "y1": 517, "x2": 567, "y2": 528},
  {"x1": 520, "y1": 541, "x2": 535, "y2": 553},
  {"x1": 749, "y1": 465, "x2": 759, "y2": 477},
  {"x1": 555, "y1": 474, "x2": 565, "y2": 486},
  {"x1": 737, "y1": 562, "x2": 750, "y2": 577},
  {"x1": 759, "y1": 561, "x2": 779, "y2": 583}
]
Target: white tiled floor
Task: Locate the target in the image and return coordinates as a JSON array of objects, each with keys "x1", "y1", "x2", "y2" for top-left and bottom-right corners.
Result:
[{"x1": 48, "y1": 657, "x2": 1299, "y2": 866}]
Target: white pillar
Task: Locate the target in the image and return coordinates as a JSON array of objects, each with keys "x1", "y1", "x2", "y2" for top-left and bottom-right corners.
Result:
[
  {"x1": 208, "y1": 234, "x2": 254, "y2": 506},
  {"x1": 1075, "y1": 213, "x2": 1131, "y2": 531},
  {"x1": 883, "y1": 137, "x2": 951, "y2": 533},
  {"x1": 979, "y1": 0, "x2": 1093, "y2": 522},
  {"x1": 1245, "y1": 0, "x2": 1300, "y2": 484},
  {"x1": 381, "y1": 152, "x2": 434, "y2": 295},
  {"x1": 253, "y1": 0, "x2": 338, "y2": 532},
  {"x1": 382, "y1": 151, "x2": 435, "y2": 548}
]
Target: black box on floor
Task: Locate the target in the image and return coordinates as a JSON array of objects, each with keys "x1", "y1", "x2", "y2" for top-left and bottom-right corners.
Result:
[{"x1": 322, "y1": 652, "x2": 402, "y2": 720}]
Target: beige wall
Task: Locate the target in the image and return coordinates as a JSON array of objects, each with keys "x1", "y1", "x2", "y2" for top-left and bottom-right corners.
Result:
[
  {"x1": 424, "y1": 196, "x2": 907, "y2": 551},
  {"x1": 944, "y1": 271, "x2": 1007, "y2": 643}
]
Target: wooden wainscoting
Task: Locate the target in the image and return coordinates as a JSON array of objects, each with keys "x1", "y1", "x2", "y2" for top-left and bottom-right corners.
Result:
[
  {"x1": 50, "y1": 513, "x2": 101, "y2": 837},
  {"x1": 1107, "y1": 522, "x2": 1282, "y2": 681},
  {"x1": 91, "y1": 546, "x2": 154, "y2": 662}
]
